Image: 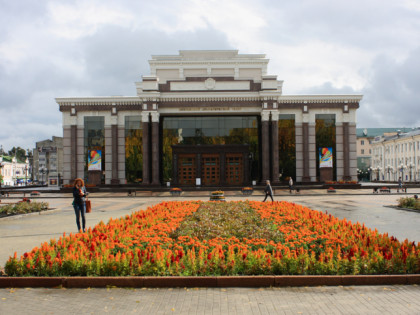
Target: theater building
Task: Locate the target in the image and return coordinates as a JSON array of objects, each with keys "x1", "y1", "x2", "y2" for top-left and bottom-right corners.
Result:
[{"x1": 57, "y1": 50, "x2": 362, "y2": 187}]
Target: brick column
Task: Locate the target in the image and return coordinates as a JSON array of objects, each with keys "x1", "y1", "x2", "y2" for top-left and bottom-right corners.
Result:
[
  {"x1": 295, "y1": 123, "x2": 303, "y2": 182},
  {"x1": 348, "y1": 123, "x2": 357, "y2": 181},
  {"x1": 261, "y1": 111, "x2": 270, "y2": 183},
  {"x1": 111, "y1": 124, "x2": 119, "y2": 184},
  {"x1": 151, "y1": 112, "x2": 160, "y2": 186},
  {"x1": 141, "y1": 112, "x2": 150, "y2": 185},
  {"x1": 335, "y1": 123, "x2": 344, "y2": 180},
  {"x1": 271, "y1": 111, "x2": 279, "y2": 184},
  {"x1": 76, "y1": 125, "x2": 84, "y2": 180},
  {"x1": 70, "y1": 125, "x2": 77, "y2": 181},
  {"x1": 117, "y1": 125, "x2": 126, "y2": 184},
  {"x1": 302, "y1": 122, "x2": 310, "y2": 181}
]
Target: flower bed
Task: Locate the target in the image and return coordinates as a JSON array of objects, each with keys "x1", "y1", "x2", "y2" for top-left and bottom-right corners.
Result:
[
  {"x1": 170, "y1": 188, "x2": 182, "y2": 196},
  {"x1": 241, "y1": 187, "x2": 253, "y2": 196},
  {"x1": 0, "y1": 201, "x2": 49, "y2": 217},
  {"x1": 5, "y1": 201, "x2": 420, "y2": 276}
]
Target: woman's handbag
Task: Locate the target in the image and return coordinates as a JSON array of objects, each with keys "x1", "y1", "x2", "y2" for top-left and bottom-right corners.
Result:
[{"x1": 85, "y1": 198, "x2": 92, "y2": 213}]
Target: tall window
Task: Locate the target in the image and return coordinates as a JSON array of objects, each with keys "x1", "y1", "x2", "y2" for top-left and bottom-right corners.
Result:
[
  {"x1": 315, "y1": 114, "x2": 336, "y2": 180},
  {"x1": 84, "y1": 116, "x2": 105, "y2": 182},
  {"x1": 125, "y1": 116, "x2": 142, "y2": 184},
  {"x1": 278, "y1": 114, "x2": 296, "y2": 180},
  {"x1": 162, "y1": 116, "x2": 259, "y2": 181}
]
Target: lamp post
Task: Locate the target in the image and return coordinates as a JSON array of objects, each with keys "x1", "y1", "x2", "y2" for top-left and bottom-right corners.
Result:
[
  {"x1": 408, "y1": 162, "x2": 414, "y2": 182},
  {"x1": 40, "y1": 167, "x2": 48, "y2": 186},
  {"x1": 399, "y1": 164, "x2": 407, "y2": 181},
  {"x1": 385, "y1": 165, "x2": 393, "y2": 182},
  {"x1": 368, "y1": 167, "x2": 373, "y2": 182}
]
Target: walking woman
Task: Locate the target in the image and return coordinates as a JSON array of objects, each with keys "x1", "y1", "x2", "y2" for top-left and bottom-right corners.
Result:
[
  {"x1": 73, "y1": 178, "x2": 86, "y2": 232},
  {"x1": 263, "y1": 180, "x2": 274, "y2": 202}
]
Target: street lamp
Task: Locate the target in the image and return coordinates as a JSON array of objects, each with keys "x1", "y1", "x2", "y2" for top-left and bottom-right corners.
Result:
[
  {"x1": 368, "y1": 167, "x2": 373, "y2": 182},
  {"x1": 408, "y1": 162, "x2": 414, "y2": 182},
  {"x1": 385, "y1": 165, "x2": 393, "y2": 182},
  {"x1": 399, "y1": 164, "x2": 407, "y2": 181},
  {"x1": 40, "y1": 167, "x2": 48, "y2": 186}
]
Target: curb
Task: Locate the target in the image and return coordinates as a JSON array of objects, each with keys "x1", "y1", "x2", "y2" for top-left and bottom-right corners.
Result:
[
  {"x1": 0, "y1": 209, "x2": 60, "y2": 221},
  {"x1": 1, "y1": 275, "x2": 419, "y2": 288}
]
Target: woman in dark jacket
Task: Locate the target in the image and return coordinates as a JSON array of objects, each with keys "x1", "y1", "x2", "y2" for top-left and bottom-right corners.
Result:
[
  {"x1": 73, "y1": 178, "x2": 86, "y2": 232},
  {"x1": 263, "y1": 180, "x2": 274, "y2": 202}
]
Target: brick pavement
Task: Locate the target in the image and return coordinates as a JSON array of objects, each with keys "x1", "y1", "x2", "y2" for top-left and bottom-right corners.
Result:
[{"x1": 1, "y1": 285, "x2": 420, "y2": 314}]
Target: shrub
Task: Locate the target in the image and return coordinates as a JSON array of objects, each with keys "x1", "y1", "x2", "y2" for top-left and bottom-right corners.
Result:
[
  {"x1": 0, "y1": 202, "x2": 49, "y2": 216},
  {"x1": 397, "y1": 197, "x2": 420, "y2": 210}
]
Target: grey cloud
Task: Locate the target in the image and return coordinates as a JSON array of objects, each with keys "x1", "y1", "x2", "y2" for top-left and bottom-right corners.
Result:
[{"x1": 358, "y1": 47, "x2": 420, "y2": 128}]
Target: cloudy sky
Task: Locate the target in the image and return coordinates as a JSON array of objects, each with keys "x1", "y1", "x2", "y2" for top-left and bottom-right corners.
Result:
[{"x1": 1, "y1": 0, "x2": 420, "y2": 151}]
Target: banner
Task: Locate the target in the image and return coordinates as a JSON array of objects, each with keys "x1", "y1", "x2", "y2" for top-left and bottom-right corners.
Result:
[
  {"x1": 88, "y1": 150, "x2": 102, "y2": 171},
  {"x1": 319, "y1": 147, "x2": 333, "y2": 168}
]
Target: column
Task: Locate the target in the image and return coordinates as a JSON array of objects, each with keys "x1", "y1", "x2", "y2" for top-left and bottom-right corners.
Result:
[
  {"x1": 70, "y1": 125, "x2": 77, "y2": 181},
  {"x1": 335, "y1": 123, "x2": 344, "y2": 180},
  {"x1": 342, "y1": 122, "x2": 350, "y2": 180},
  {"x1": 261, "y1": 111, "x2": 270, "y2": 183},
  {"x1": 348, "y1": 123, "x2": 357, "y2": 181},
  {"x1": 302, "y1": 123, "x2": 310, "y2": 181},
  {"x1": 295, "y1": 123, "x2": 303, "y2": 182},
  {"x1": 141, "y1": 112, "x2": 150, "y2": 185},
  {"x1": 117, "y1": 125, "x2": 126, "y2": 184},
  {"x1": 271, "y1": 111, "x2": 279, "y2": 184},
  {"x1": 104, "y1": 126, "x2": 112, "y2": 185},
  {"x1": 76, "y1": 125, "x2": 84, "y2": 180},
  {"x1": 151, "y1": 112, "x2": 160, "y2": 185},
  {"x1": 111, "y1": 124, "x2": 119, "y2": 184},
  {"x1": 308, "y1": 123, "x2": 316, "y2": 181}
]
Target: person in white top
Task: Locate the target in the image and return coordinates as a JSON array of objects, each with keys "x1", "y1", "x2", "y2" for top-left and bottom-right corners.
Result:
[{"x1": 288, "y1": 177, "x2": 293, "y2": 194}]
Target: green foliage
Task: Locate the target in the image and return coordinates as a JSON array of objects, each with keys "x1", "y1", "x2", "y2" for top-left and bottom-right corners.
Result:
[
  {"x1": 170, "y1": 201, "x2": 284, "y2": 242},
  {"x1": 0, "y1": 201, "x2": 49, "y2": 216},
  {"x1": 398, "y1": 197, "x2": 420, "y2": 210}
]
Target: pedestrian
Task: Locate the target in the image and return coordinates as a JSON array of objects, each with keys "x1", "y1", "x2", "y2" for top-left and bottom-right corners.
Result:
[
  {"x1": 80, "y1": 180, "x2": 88, "y2": 213},
  {"x1": 263, "y1": 180, "x2": 274, "y2": 202},
  {"x1": 398, "y1": 177, "x2": 402, "y2": 193},
  {"x1": 288, "y1": 177, "x2": 294, "y2": 194},
  {"x1": 72, "y1": 178, "x2": 86, "y2": 232}
]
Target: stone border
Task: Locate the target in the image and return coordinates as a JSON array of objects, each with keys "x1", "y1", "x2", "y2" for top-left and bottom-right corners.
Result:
[
  {"x1": 1, "y1": 275, "x2": 419, "y2": 288},
  {"x1": 0, "y1": 209, "x2": 59, "y2": 221}
]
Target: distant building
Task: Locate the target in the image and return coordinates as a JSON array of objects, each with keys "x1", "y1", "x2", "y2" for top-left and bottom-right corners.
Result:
[
  {"x1": 356, "y1": 128, "x2": 412, "y2": 172},
  {"x1": 33, "y1": 137, "x2": 63, "y2": 186},
  {"x1": 370, "y1": 128, "x2": 420, "y2": 182},
  {"x1": 0, "y1": 155, "x2": 29, "y2": 186}
]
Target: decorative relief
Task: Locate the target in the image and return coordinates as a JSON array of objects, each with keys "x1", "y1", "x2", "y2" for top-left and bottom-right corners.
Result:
[{"x1": 204, "y1": 78, "x2": 216, "y2": 90}]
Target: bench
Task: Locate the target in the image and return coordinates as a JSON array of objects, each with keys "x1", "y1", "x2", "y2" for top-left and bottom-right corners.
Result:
[
  {"x1": 128, "y1": 190, "x2": 142, "y2": 196},
  {"x1": 379, "y1": 187, "x2": 391, "y2": 193}
]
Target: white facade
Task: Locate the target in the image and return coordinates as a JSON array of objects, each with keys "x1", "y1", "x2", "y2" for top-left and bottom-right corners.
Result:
[
  {"x1": 0, "y1": 156, "x2": 30, "y2": 187},
  {"x1": 371, "y1": 129, "x2": 420, "y2": 182},
  {"x1": 57, "y1": 50, "x2": 362, "y2": 186}
]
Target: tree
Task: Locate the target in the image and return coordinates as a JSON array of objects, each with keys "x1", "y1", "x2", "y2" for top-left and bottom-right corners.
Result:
[{"x1": 8, "y1": 147, "x2": 28, "y2": 161}]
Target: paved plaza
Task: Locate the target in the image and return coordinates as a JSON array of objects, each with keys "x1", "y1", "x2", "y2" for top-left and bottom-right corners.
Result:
[{"x1": 1, "y1": 189, "x2": 420, "y2": 314}]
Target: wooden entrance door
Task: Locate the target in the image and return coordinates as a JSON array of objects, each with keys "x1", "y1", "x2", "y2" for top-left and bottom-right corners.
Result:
[
  {"x1": 178, "y1": 154, "x2": 196, "y2": 185},
  {"x1": 201, "y1": 154, "x2": 220, "y2": 186},
  {"x1": 226, "y1": 153, "x2": 243, "y2": 185}
]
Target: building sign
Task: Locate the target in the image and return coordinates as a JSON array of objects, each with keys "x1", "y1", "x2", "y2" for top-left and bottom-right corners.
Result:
[
  {"x1": 319, "y1": 147, "x2": 333, "y2": 168},
  {"x1": 88, "y1": 150, "x2": 102, "y2": 171}
]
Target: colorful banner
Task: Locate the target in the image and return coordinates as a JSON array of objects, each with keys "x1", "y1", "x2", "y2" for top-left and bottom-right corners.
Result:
[
  {"x1": 88, "y1": 150, "x2": 102, "y2": 171},
  {"x1": 319, "y1": 147, "x2": 333, "y2": 168}
]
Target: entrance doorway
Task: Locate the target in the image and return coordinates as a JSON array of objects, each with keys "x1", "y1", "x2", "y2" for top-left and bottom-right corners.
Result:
[
  {"x1": 177, "y1": 154, "x2": 196, "y2": 185},
  {"x1": 201, "y1": 154, "x2": 220, "y2": 185},
  {"x1": 226, "y1": 153, "x2": 243, "y2": 185},
  {"x1": 172, "y1": 145, "x2": 250, "y2": 186}
]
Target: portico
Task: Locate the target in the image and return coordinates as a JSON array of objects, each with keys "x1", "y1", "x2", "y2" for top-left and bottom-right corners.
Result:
[{"x1": 57, "y1": 50, "x2": 361, "y2": 186}]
